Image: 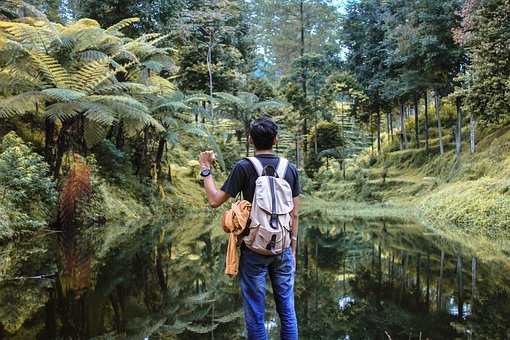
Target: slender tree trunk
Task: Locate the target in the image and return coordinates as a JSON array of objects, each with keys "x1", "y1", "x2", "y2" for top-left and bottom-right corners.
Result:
[
  {"x1": 295, "y1": 133, "x2": 300, "y2": 169},
  {"x1": 457, "y1": 256, "x2": 463, "y2": 319},
  {"x1": 377, "y1": 108, "x2": 381, "y2": 153},
  {"x1": 426, "y1": 253, "x2": 430, "y2": 312},
  {"x1": 414, "y1": 95, "x2": 420, "y2": 148},
  {"x1": 399, "y1": 100, "x2": 406, "y2": 150},
  {"x1": 45, "y1": 117, "x2": 55, "y2": 171},
  {"x1": 455, "y1": 97, "x2": 463, "y2": 159},
  {"x1": 416, "y1": 254, "x2": 421, "y2": 307},
  {"x1": 434, "y1": 92, "x2": 444, "y2": 155},
  {"x1": 299, "y1": 0, "x2": 308, "y2": 158},
  {"x1": 389, "y1": 112, "x2": 394, "y2": 140},
  {"x1": 469, "y1": 115, "x2": 476, "y2": 153},
  {"x1": 207, "y1": 36, "x2": 214, "y2": 122},
  {"x1": 386, "y1": 111, "x2": 391, "y2": 140},
  {"x1": 424, "y1": 92, "x2": 429, "y2": 153},
  {"x1": 245, "y1": 122, "x2": 250, "y2": 157},
  {"x1": 471, "y1": 257, "x2": 477, "y2": 314},
  {"x1": 437, "y1": 250, "x2": 445, "y2": 310}
]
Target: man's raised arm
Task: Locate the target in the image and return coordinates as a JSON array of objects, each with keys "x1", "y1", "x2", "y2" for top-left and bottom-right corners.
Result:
[{"x1": 200, "y1": 151, "x2": 230, "y2": 208}]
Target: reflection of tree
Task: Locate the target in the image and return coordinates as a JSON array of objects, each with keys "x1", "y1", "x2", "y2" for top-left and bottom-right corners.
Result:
[{"x1": 296, "y1": 220, "x2": 510, "y2": 340}]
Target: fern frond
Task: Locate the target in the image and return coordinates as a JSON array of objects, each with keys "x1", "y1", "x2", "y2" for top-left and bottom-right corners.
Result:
[
  {"x1": 0, "y1": 66, "x2": 42, "y2": 92},
  {"x1": 80, "y1": 102, "x2": 117, "y2": 125},
  {"x1": 85, "y1": 95, "x2": 163, "y2": 130},
  {"x1": 148, "y1": 74, "x2": 176, "y2": 92},
  {"x1": 214, "y1": 92, "x2": 244, "y2": 107},
  {"x1": 45, "y1": 102, "x2": 80, "y2": 122},
  {"x1": 106, "y1": 18, "x2": 140, "y2": 33},
  {"x1": 71, "y1": 59, "x2": 116, "y2": 93},
  {"x1": 0, "y1": 20, "x2": 57, "y2": 51},
  {"x1": 84, "y1": 119, "x2": 108, "y2": 148},
  {"x1": 30, "y1": 51, "x2": 70, "y2": 88},
  {"x1": 41, "y1": 88, "x2": 86, "y2": 102},
  {"x1": 0, "y1": 91, "x2": 40, "y2": 118},
  {"x1": 94, "y1": 82, "x2": 156, "y2": 95}
]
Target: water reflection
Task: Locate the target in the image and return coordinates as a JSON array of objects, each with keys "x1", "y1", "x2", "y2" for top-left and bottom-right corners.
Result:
[
  {"x1": 3, "y1": 214, "x2": 509, "y2": 339},
  {"x1": 295, "y1": 221, "x2": 510, "y2": 340}
]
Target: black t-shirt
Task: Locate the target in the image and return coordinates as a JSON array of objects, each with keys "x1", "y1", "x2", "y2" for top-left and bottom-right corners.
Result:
[{"x1": 221, "y1": 154, "x2": 301, "y2": 202}]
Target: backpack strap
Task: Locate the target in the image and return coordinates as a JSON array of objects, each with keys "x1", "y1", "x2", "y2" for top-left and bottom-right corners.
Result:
[
  {"x1": 276, "y1": 157, "x2": 288, "y2": 179},
  {"x1": 246, "y1": 157, "x2": 263, "y2": 177}
]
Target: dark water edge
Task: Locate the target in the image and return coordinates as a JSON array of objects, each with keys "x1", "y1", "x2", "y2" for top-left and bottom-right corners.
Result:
[{"x1": 2, "y1": 216, "x2": 509, "y2": 339}]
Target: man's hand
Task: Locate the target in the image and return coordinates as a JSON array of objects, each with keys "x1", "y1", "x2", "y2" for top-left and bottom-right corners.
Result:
[{"x1": 199, "y1": 150, "x2": 216, "y2": 169}]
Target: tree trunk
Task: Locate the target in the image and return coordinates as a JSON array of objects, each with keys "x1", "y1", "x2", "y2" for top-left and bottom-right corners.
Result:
[
  {"x1": 437, "y1": 250, "x2": 445, "y2": 310},
  {"x1": 245, "y1": 122, "x2": 250, "y2": 157},
  {"x1": 399, "y1": 101, "x2": 405, "y2": 150},
  {"x1": 389, "y1": 111, "x2": 394, "y2": 140},
  {"x1": 414, "y1": 95, "x2": 420, "y2": 148},
  {"x1": 471, "y1": 256, "x2": 477, "y2": 314},
  {"x1": 455, "y1": 97, "x2": 463, "y2": 159},
  {"x1": 207, "y1": 36, "x2": 214, "y2": 122},
  {"x1": 426, "y1": 253, "x2": 430, "y2": 313},
  {"x1": 416, "y1": 254, "x2": 421, "y2": 307},
  {"x1": 434, "y1": 92, "x2": 444, "y2": 155},
  {"x1": 299, "y1": 0, "x2": 308, "y2": 159},
  {"x1": 155, "y1": 137, "x2": 166, "y2": 180},
  {"x1": 457, "y1": 256, "x2": 463, "y2": 320},
  {"x1": 469, "y1": 115, "x2": 476, "y2": 153},
  {"x1": 376, "y1": 108, "x2": 381, "y2": 153},
  {"x1": 424, "y1": 92, "x2": 429, "y2": 153},
  {"x1": 115, "y1": 122, "x2": 124, "y2": 150},
  {"x1": 295, "y1": 133, "x2": 300, "y2": 169},
  {"x1": 54, "y1": 121, "x2": 71, "y2": 179},
  {"x1": 44, "y1": 117, "x2": 55, "y2": 171}
]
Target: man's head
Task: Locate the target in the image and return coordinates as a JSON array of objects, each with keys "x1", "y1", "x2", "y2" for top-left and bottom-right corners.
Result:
[{"x1": 249, "y1": 116, "x2": 278, "y2": 150}]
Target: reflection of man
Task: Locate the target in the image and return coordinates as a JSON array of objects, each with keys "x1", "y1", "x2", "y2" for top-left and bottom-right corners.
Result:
[{"x1": 199, "y1": 117, "x2": 300, "y2": 340}]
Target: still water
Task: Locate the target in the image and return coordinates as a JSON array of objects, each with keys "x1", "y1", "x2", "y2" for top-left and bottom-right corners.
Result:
[
  {"x1": 3, "y1": 216, "x2": 510, "y2": 339},
  {"x1": 291, "y1": 221, "x2": 510, "y2": 340}
]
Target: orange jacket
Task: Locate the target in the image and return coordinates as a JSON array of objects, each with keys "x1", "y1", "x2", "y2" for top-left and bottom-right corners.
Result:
[{"x1": 221, "y1": 200, "x2": 251, "y2": 277}]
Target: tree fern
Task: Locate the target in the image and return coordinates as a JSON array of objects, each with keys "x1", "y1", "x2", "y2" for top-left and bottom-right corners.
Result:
[
  {"x1": 71, "y1": 58, "x2": 116, "y2": 93},
  {"x1": 41, "y1": 88, "x2": 86, "y2": 102},
  {"x1": 0, "y1": 92, "x2": 39, "y2": 118},
  {"x1": 30, "y1": 51, "x2": 71, "y2": 88},
  {"x1": 44, "y1": 102, "x2": 80, "y2": 122},
  {"x1": 105, "y1": 17, "x2": 140, "y2": 34},
  {"x1": 0, "y1": 20, "x2": 57, "y2": 51}
]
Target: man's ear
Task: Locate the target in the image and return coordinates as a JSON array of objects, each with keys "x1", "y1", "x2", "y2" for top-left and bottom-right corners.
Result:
[
  {"x1": 273, "y1": 136, "x2": 278, "y2": 145},
  {"x1": 248, "y1": 135, "x2": 253, "y2": 145}
]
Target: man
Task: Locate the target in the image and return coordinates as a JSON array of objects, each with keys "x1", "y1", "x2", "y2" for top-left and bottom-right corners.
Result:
[{"x1": 199, "y1": 116, "x2": 300, "y2": 340}]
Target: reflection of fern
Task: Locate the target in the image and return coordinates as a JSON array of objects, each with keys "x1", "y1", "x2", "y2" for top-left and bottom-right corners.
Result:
[{"x1": 57, "y1": 159, "x2": 92, "y2": 296}]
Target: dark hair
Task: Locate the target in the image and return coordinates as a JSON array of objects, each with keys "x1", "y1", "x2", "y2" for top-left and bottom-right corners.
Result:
[{"x1": 249, "y1": 116, "x2": 278, "y2": 150}]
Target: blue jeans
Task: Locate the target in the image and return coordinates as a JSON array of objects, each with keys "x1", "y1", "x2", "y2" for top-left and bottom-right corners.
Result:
[{"x1": 239, "y1": 245, "x2": 298, "y2": 340}]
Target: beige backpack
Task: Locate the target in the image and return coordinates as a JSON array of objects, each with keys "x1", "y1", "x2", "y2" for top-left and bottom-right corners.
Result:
[{"x1": 242, "y1": 157, "x2": 294, "y2": 255}]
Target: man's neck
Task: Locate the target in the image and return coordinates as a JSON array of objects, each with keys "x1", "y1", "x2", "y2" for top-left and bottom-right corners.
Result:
[{"x1": 254, "y1": 149, "x2": 274, "y2": 156}]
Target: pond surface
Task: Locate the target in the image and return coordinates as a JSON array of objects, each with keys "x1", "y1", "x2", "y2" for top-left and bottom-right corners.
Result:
[
  {"x1": 3, "y1": 214, "x2": 510, "y2": 339},
  {"x1": 291, "y1": 220, "x2": 510, "y2": 340}
]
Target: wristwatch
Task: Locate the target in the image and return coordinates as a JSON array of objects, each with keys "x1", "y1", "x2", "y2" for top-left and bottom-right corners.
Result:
[{"x1": 200, "y1": 167, "x2": 211, "y2": 177}]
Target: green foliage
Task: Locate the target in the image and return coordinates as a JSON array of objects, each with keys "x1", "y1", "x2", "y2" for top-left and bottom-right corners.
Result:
[
  {"x1": 0, "y1": 132, "x2": 56, "y2": 210},
  {"x1": 459, "y1": 0, "x2": 510, "y2": 122},
  {"x1": 305, "y1": 120, "x2": 343, "y2": 177}
]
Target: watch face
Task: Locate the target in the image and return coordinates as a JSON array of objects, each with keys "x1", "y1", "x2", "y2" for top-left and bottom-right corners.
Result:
[{"x1": 200, "y1": 168, "x2": 211, "y2": 177}]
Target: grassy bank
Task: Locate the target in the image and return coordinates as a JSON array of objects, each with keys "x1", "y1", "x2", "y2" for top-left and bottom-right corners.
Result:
[{"x1": 305, "y1": 118, "x2": 510, "y2": 256}]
